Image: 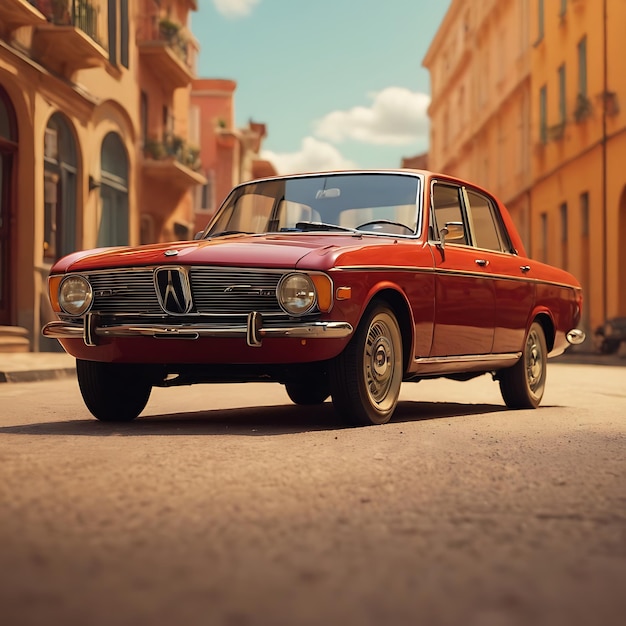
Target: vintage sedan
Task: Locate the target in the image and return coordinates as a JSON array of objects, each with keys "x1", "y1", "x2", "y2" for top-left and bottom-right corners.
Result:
[{"x1": 43, "y1": 170, "x2": 585, "y2": 425}]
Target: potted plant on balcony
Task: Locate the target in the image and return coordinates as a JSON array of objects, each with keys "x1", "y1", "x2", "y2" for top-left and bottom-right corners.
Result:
[
  {"x1": 144, "y1": 137, "x2": 166, "y2": 161},
  {"x1": 159, "y1": 18, "x2": 181, "y2": 42}
]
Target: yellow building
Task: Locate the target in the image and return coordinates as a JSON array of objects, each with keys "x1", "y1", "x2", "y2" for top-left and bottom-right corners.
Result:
[
  {"x1": 529, "y1": 0, "x2": 626, "y2": 338},
  {"x1": 0, "y1": 0, "x2": 204, "y2": 351},
  {"x1": 423, "y1": 0, "x2": 626, "y2": 342},
  {"x1": 423, "y1": 0, "x2": 532, "y2": 243}
]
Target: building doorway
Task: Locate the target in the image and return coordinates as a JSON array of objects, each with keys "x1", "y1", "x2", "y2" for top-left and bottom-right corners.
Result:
[{"x1": 0, "y1": 88, "x2": 17, "y2": 326}]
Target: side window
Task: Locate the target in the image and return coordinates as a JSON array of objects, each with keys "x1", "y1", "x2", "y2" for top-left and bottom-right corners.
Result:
[
  {"x1": 431, "y1": 183, "x2": 468, "y2": 245},
  {"x1": 466, "y1": 189, "x2": 509, "y2": 252}
]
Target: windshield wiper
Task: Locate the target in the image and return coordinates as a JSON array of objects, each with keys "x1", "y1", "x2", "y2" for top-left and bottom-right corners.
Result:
[
  {"x1": 295, "y1": 221, "x2": 357, "y2": 233},
  {"x1": 207, "y1": 230, "x2": 254, "y2": 238}
]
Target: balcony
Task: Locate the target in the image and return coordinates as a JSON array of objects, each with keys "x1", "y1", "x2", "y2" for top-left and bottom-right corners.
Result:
[
  {"x1": 142, "y1": 135, "x2": 207, "y2": 190},
  {"x1": 0, "y1": 0, "x2": 47, "y2": 32},
  {"x1": 31, "y1": 0, "x2": 108, "y2": 74},
  {"x1": 138, "y1": 17, "x2": 196, "y2": 91}
]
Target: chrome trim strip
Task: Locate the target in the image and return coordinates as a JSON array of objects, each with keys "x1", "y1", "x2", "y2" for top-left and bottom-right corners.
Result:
[
  {"x1": 42, "y1": 320, "x2": 353, "y2": 343},
  {"x1": 413, "y1": 353, "x2": 522, "y2": 366},
  {"x1": 333, "y1": 265, "x2": 581, "y2": 290}
]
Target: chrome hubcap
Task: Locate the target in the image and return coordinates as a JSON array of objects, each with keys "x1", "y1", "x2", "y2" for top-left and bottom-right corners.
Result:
[
  {"x1": 526, "y1": 329, "x2": 544, "y2": 391},
  {"x1": 364, "y1": 320, "x2": 395, "y2": 404}
]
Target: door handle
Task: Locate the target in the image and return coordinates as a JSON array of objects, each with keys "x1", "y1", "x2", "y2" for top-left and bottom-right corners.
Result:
[
  {"x1": 475, "y1": 259, "x2": 489, "y2": 267},
  {"x1": 520, "y1": 265, "x2": 531, "y2": 273}
]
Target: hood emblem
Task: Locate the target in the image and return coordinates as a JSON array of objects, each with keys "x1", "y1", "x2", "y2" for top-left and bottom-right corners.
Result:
[
  {"x1": 154, "y1": 267, "x2": 193, "y2": 314},
  {"x1": 164, "y1": 249, "x2": 179, "y2": 257}
]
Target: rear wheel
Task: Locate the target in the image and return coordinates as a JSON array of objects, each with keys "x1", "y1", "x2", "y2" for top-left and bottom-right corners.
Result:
[
  {"x1": 330, "y1": 303, "x2": 403, "y2": 426},
  {"x1": 499, "y1": 321, "x2": 547, "y2": 409},
  {"x1": 285, "y1": 379, "x2": 330, "y2": 405},
  {"x1": 76, "y1": 359, "x2": 152, "y2": 421}
]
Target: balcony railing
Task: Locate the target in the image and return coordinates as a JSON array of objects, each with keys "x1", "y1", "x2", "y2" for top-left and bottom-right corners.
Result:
[
  {"x1": 32, "y1": 0, "x2": 102, "y2": 45},
  {"x1": 137, "y1": 14, "x2": 197, "y2": 89},
  {"x1": 142, "y1": 134, "x2": 207, "y2": 190},
  {"x1": 30, "y1": 0, "x2": 108, "y2": 75},
  {"x1": 144, "y1": 134, "x2": 202, "y2": 171}
]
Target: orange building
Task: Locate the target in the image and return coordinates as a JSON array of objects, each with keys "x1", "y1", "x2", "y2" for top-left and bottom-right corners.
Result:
[
  {"x1": 423, "y1": 0, "x2": 532, "y2": 245},
  {"x1": 529, "y1": 0, "x2": 626, "y2": 338},
  {"x1": 424, "y1": 0, "x2": 626, "y2": 342},
  {"x1": 0, "y1": 0, "x2": 205, "y2": 351},
  {"x1": 190, "y1": 78, "x2": 276, "y2": 234}
]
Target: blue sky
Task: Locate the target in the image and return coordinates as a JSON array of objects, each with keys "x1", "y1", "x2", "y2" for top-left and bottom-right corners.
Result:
[{"x1": 191, "y1": 0, "x2": 451, "y2": 173}]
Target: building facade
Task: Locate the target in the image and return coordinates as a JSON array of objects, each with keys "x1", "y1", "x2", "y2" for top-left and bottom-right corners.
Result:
[
  {"x1": 423, "y1": 0, "x2": 626, "y2": 341},
  {"x1": 423, "y1": 0, "x2": 532, "y2": 246},
  {"x1": 190, "y1": 78, "x2": 276, "y2": 235},
  {"x1": 0, "y1": 0, "x2": 204, "y2": 351},
  {"x1": 529, "y1": 0, "x2": 626, "y2": 337}
]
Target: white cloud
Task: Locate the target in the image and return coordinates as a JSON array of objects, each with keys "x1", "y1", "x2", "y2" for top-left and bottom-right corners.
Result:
[
  {"x1": 262, "y1": 137, "x2": 357, "y2": 175},
  {"x1": 315, "y1": 87, "x2": 430, "y2": 146},
  {"x1": 213, "y1": 0, "x2": 259, "y2": 18}
]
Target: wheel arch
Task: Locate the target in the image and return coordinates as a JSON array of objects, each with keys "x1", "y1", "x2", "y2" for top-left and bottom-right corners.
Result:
[
  {"x1": 534, "y1": 311, "x2": 555, "y2": 352},
  {"x1": 364, "y1": 287, "x2": 414, "y2": 374}
]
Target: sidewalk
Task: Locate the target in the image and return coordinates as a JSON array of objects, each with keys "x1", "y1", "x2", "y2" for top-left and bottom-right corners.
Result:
[
  {"x1": 0, "y1": 352, "x2": 76, "y2": 383},
  {"x1": 0, "y1": 347, "x2": 624, "y2": 384}
]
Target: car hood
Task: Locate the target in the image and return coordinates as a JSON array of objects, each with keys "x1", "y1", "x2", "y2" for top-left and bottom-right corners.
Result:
[{"x1": 53, "y1": 233, "x2": 393, "y2": 273}]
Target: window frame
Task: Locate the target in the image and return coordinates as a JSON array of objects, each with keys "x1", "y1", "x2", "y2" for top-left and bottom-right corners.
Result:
[{"x1": 430, "y1": 181, "x2": 515, "y2": 254}]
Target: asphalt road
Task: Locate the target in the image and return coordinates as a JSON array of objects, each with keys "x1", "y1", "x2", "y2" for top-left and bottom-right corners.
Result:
[{"x1": 1, "y1": 362, "x2": 624, "y2": 626}]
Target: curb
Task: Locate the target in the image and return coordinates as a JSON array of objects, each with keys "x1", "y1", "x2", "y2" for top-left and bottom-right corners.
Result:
[{"x1": 0, "y1": 367, "x2": 76, "y2": 384}]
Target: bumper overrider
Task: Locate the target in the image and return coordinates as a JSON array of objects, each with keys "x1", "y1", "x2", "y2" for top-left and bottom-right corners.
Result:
[{"x1": 42, "y1": 312, "x2": 354, "y2": 348}]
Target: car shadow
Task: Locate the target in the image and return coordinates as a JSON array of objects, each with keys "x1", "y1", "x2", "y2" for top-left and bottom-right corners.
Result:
[{"x1": 0, "y1": 400, "x2": 510, "y2": 437}]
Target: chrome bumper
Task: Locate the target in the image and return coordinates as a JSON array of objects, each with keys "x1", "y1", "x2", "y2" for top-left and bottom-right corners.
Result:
[{"x1": 42, "y1": 312, "x2": 353, "y2": 348}]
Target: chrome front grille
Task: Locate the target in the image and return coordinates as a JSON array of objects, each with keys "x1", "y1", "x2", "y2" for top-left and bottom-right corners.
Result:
[
  {"x1": 89, "y1": 269, "x2": 160, "y2": 314},
  {"x1": 190, "y1": 268, "x2": 283, "y2": 314},
  {"x1": 85, "y1": 267, "x2": 284, "y2": 316}
]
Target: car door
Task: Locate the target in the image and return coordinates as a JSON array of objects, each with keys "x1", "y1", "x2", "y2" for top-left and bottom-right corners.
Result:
[
  {"x1": 463, "y1": 187, "x2": 533, "y2": 354},
  {"x1": 428, "y1": 182, "x2": 496, "y2": 357}
]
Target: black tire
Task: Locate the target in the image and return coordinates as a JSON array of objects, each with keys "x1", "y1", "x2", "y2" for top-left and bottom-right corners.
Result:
[
  {"x1": 499, "y1": 321, "x2": 547, "y2": 409},
  {"x1": 330, "y1": 303, "x2": 403, "y2": 426},
  {"x1": 76, "y1": 359, "x2": 152, "y2": 421},
  {"x1": 285, "y1": 379, "x2": 330, "y2": 405}
]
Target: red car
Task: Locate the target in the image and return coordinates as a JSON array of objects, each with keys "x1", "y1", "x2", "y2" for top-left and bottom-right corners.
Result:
[{"x1": 43, "y1": 170, "x2": 585, "y2": 425}]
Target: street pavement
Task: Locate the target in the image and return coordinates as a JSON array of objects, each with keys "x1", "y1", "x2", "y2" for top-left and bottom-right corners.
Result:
[{"x1": 1, "y1": 358, "x2": 624, "y2": 626}]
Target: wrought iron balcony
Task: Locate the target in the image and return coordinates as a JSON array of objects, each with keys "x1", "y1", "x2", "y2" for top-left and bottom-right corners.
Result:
[
  {"x1": 142, "y1": 134, "x2": 207, "y2": 190},
  {"x1": 31, "y1": 0, "x2": 108, "y2": 74},
  {"x1": 138, "y1": 15, "x2": 197, "y2": 91}
]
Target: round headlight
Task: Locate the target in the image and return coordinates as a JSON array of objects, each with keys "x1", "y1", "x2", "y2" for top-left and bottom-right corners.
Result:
[
  {"x1": 58, "y1": 275, "x2": 93, "y2": 316},
  {"x1": 278, "y1": 273, "x2": 317, "y2": 316}
]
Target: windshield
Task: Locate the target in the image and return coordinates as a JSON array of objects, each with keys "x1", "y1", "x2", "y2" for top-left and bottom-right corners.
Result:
[{"x1": 203, "y1": 173, "x2": 421, "y2": 238}]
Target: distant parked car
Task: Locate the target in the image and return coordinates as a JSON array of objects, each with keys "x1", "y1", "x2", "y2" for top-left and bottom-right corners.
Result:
[
  {"x1": 593, "y1": 317, "x2": 626, "y2": 354},
  {"x1": 43, "y1": 169, "x2": 585, "y2": 425}
]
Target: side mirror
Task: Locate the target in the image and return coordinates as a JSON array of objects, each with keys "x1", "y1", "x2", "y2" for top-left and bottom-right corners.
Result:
[
  {"x1": 438, "y1": 221, "x2": 465, "y2": 248},
  {"x1": 193, "y1": 231, "x2": 204, "y2": 240}
]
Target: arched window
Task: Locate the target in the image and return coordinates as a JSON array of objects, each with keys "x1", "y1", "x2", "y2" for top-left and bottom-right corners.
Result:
[
  {"x1": 98, "y1": 132, "x2": 129, "y2": 246},
  {"x1": 43, "y1": 113, "x2": 78, "y2": 262},
  {"x1": 0, "y1": 87, "x2": 18, "y2": 325}
]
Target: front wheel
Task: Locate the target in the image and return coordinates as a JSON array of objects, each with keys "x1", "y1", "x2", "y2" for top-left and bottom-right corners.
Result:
[
  {"x1": 498, "y1": 321, "x2": 547, "y2": 409},
  {"x1": 76, "y1": 360, "x2": 153, "y2": 421},
  {"x1": 330, "y1": 303, "x2": 403, "y2": 426}
]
